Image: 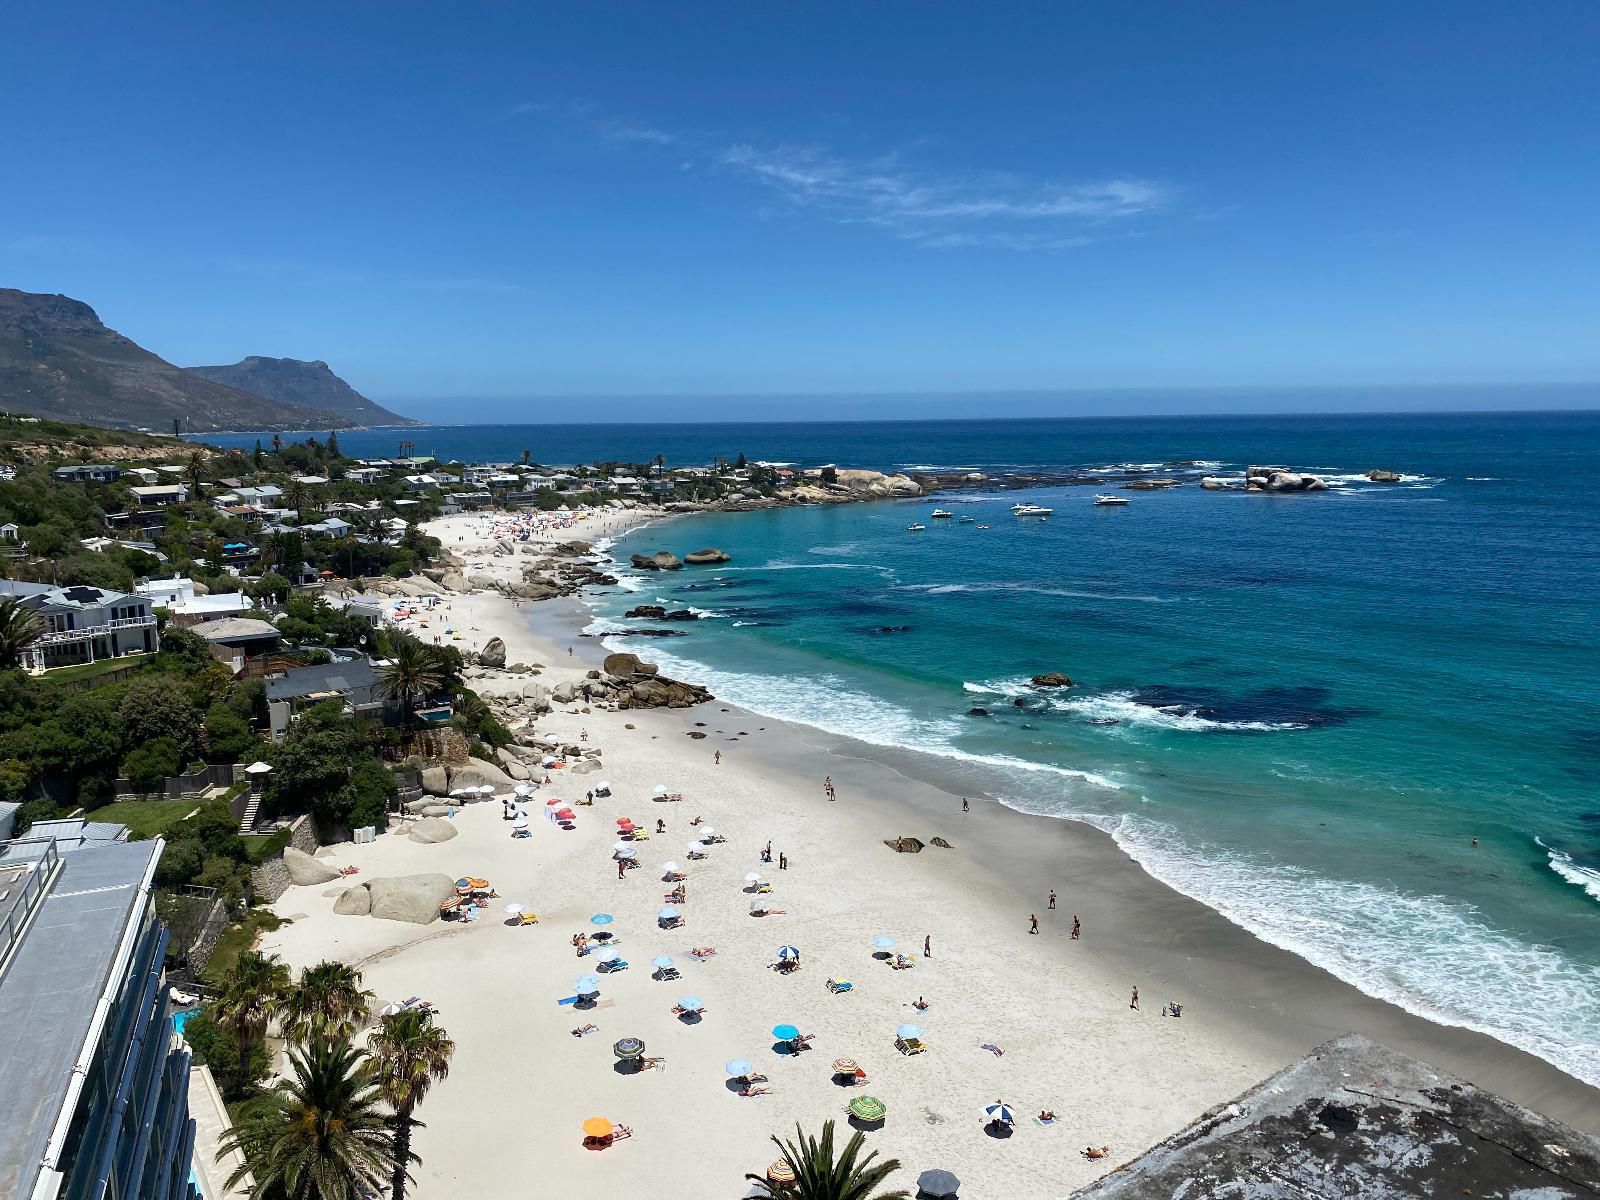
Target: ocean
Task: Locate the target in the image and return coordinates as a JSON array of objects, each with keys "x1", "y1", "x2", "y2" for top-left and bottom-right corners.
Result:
[{"x1": 219, "y1": 411, "x2": 1600, "y2": 1083}]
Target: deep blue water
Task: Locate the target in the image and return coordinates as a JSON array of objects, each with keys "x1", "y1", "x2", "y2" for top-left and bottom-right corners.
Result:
[{"x1": 218, "y1": 411, "x2": 1600, "y2": 1081}]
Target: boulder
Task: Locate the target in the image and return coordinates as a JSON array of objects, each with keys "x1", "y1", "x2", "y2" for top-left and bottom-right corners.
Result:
[
  {"x1": 1030, "y1": 673, "x2": 1074, "y2": 688},
  {"x1": 495, "y1": 747, "x2": 527, "y2": 772},
  {"x1": 684, "y1": 547, "x2": 731, "y2": 565},
  {"x1": 551, "y1": 681, "x2": 579, "y2": 704},
  {"x1": 625, "y1": 604, "x2": 667, "y2": 620},
  {"x1": 333, "y1": 885, "x2": 372, "y2": 916},
  {"x1": 446, "y1": 760, "x2": 516, "y2": 792},
  {"x1": 467, "y1": 573, "x2": 500, "y2": 590},
  {"x1": 440, "y1": 571, "x2": 471, "y2": 592},
  {"x1": 420, "y1": 764, "x2": 449, "y2": 795},
  {"x1": 367, "y1": 873, "x2": 457, "y2": 922},
  {"x1": 421, "y1": 804, "x2": 454, "y2": 817},
  {"x1": 604, "y1": 651, "x2": 645, "y2": 677},
  {"x1": 553, "y1": 540, "x2": 593, "y2": 557},
  {"x1": 571, "y1": 758, "x2": 602, "y2": 774},
  {"x1": 284, "y1": 847, "x2": 341, "y2": 886},
  {"x1": 496, "y1": 539, "x2": 514, "y2": 554},
  {"x1": 406, "y1": 818, "x2": 459, "y2": 845},
  {"x1": 520, "y1": 681, "x2": 551, "y2": 712},
  {"x1": 479, "y1": 637, "x2": 507, "y2": 668},
  {"x1": 1367, "y1": 469, "x2": 1402, "y2": 483},
  {"x1": 630, "y1": 551, "x2": 683, "y2": 571}
]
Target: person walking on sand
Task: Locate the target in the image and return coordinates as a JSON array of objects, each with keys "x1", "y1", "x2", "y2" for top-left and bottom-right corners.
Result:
[
  {"x1": 1071, "y1": 914, "x2": 1081, "y2": 940},
  {"x1": 923, "y1": 935, "x2": 932, "y2": 959},
  {"x1": 714, "y1": 749, "x2": 721, "y2": 765},
  {"x1": 1029, "y1": 914, "x2": 1039, "y2": 935},
  {"x1": 617, "y1": 860, "x2": 626, "y2": 881},
  {"x1": 1130, "y1": 986, "x2": 1139, "y2": 1010},
  {"x1": 962, "y1": 797, "x2": 969, "y2": 813},
  {"x1": 1048, "y1": 889, "x2": 1056, "y2": 910},
  {"x1": 581, "y1": 728, "x2": 588, "y2": 742},
  {"x1": 779, "y1": 852, "x2": 787, "y2": 870}
]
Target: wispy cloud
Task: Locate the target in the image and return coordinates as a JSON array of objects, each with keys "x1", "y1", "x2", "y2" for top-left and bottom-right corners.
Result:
[{"x1": 509, "y1": 102, "x2": 1178, "y2": 251}]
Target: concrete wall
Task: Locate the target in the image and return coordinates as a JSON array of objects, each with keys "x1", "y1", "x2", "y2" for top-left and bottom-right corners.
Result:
[{"x1": 248, "y1": 815, "x2": 318, "y2": 904}]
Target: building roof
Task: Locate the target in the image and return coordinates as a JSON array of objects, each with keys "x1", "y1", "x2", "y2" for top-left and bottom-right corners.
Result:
[
  {"x1": 0, "y1": 580, "x2": 143, "y2": 613},
  {"x1": 22, "y1": 818, "x2": 129, "y2": 849},
  {"x1": 265, "y1": 656, "x2": 380, "y2": 702},
  {"x1": 0, "y1": 839, "x2": 162, "y2": 1200},
  {"x1": 188, "y1": 617, "x2": 280, "y2": 643},
  {"x1": 1071, "y1": 1035, "x2": 1600, "y2": 1199}
]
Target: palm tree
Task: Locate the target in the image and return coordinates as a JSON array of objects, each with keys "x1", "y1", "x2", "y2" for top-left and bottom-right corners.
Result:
[
  {"x1": 220, "y1": 1038, "x2": 403, "y2": 1200},
  {"x1": 185, "y1": 449, "x2": 207, "y2": 500},
  {"x1": 284, "y1": 480, "x2": 309, "y2": 515},
  {"x1": 374, "y1": 634, "x2": 450, "y2": 728},
  {"x1": 370, "y1": 1009, "x2": 454, "y2": 1200},
  {"x1": 0, "y1": 597, "x2": 47, "y2": 670},
  {"x1": 272, "y1": 433, "x2": 283, "y2": 453},
  {"x1": 280, "y1": 960, "x2": 374, "y2": 1044},
  {"x1": 746, "y1": 1121, "x2": 908, "y2": 1200},
  {"x1": 210, "y1": 950, "x2": 290, "y2": 1097}
]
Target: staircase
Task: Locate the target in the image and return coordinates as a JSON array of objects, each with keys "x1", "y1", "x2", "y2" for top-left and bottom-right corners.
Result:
[{"x1": 237, "y1": 792, "x2": 262, "y2": 835}]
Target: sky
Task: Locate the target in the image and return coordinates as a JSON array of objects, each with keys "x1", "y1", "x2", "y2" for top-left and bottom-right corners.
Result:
[{"x1": 2, "y1": 2, "x2": 1598, "y2": 421}]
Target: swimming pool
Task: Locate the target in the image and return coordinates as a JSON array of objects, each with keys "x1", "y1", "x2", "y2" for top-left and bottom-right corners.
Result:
[{"x1": 172, "y1": 1007, "x2": 198, "y2": 1034}]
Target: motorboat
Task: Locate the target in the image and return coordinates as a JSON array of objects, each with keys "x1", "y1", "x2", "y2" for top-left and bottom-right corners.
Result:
[
  {"x1": 930, "y1": 509, "x2": 953, "y2": 519},
  {"x1": 1012, "y1": 503, "x2": 1052, "y2": 516},
  {"x1": 1094, "y1": 494, "x2": 1131, "y2": 506},
  {"x1": 906, "y1": 522, "x2": 926, "y2": 531},
  {"x1": 957, "y1": 515, "x2": 976, "y2": 523}
]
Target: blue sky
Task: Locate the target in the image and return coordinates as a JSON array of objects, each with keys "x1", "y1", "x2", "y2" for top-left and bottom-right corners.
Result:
[{"x1": 3, "y1": 2, "x2": 1597, "y2": 420}]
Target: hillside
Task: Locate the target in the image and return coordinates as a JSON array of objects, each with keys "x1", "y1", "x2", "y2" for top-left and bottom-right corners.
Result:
[
  {"x1": 0, "y1": 289, "x2": 354, "y2": 433},
  {"x1": 187, "y1": 356, "x2": 417, "y2": 426}
]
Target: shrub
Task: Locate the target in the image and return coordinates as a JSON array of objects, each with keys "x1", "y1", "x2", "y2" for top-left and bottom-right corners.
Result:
[{"x1": 123, "y1": 738, "x2": 182, "y2": 793}]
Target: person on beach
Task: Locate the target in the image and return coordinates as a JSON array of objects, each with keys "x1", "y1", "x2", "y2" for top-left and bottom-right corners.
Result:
[
  {"x1": 1048, "y1": 889, "x2": 1056, "y2": 910},
  {"x1": 778, "y1": 852, "x2": 787, "y2": 870},
  {"x1": 714, "y1": 749, "x2": 721, "y2": 765},
  {"x1": 1029, "y1": 914, "x2": 1039, "y2": 935},
  {"x1": 923, "y1": 935, "x2": 932, "y2": 958},
  {"x1": 1130, "y1": 986, "x2": 1140, "y2": 1010},
  {"x1": 581, "y1": 729, "x2": 588, "y2": 742},
  {"x1": 962, "y1": 797, "x2": 969, "y2": 813},
  {"x1": 1071, "y1": 914, "x2": 1080, "y2": 940},
  {"x1": 616, "y1": 860, "x2": 626, "y2": 880},
  {"x1": 657, "y1": 818, "x2": 666, "y2": 834},
  {"x1": 764, "y1": 840, "x2": 772, "y2": 859}
]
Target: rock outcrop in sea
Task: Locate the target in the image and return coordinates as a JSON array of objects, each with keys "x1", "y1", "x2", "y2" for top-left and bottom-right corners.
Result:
[{"x1": 1245, "y1": 465, "x2": 1330, "y2": 492}]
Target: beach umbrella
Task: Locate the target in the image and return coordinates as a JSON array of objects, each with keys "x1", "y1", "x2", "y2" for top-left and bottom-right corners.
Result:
[
  {"x1": 700, "y1": 827, "x2": 717, "y2": 840},
  {"x1": 555, "y1": 808, "x2": 575, "y2": 820},
  {"x1": 449, "y1": 788, "x2": 470, "y2": 798},
  {"x1": 916, "y1": 1168, "x2": 961, "y2": 1197},
  {"x1": 982, "y1": 1101, "x2": 1016, "y2": 1125},
  {"x1": 658, "y1": 906, "x2": 680, "y2": 921},
  {"x1": 597, "y1": 949, "x2": 621, "y2": 963},
  {"x1": 612, "y1": 841, "x2": 637, "y2": 854},
  {"x1": 590, "y1": 913, "x2": 614, "y2": 925},
  {"x1": 616, "y1": 817, "x2": 633, "y2": 826},
  {"x1": 776, "y1": 945, "x2": 800, "y2": 960},
  {"x1": 724, "y1": 1058, "x2": 754, "y2": 1078},
  {"x1": 513, "y1": 784, "x2": 534, "y2": 797},
  {"x1": 513, "y1": 819, "x2": 529, "y2": 830},
  {"x1": 652, "y1": 784, "x2": 667, "y2": 795},
  {"x1": 687, "y1": 841, "x2": 704, "y2": 853},
  {"x1": 546, "y1": 798, "x2": 562, "y2": 806},
  {"x1": 873, "y1": 935, "x2": 895, "y2": 950},
  {"x1": 455, "y1": 878, "x2": 472, "y2": 888},
  {"x1": 651, "y1": 956, "x2": 674, "y2": 970},
  {"x1": 612, "y1": 1037, "x2": 645, "y2": 1059},
  {"x1": 831, "y1": 1057, "x2": 859, "y2": 1075},
  {"x1": 772, "y1": 1024, "x2": 800, "y2": 1042},
  {"x1": 677, "y1": 995, "x2": 703, "y2": 1011},
  {"x1": 575, "y1": 974, "x2": 601, "y2": 994},
  {"x1": 503, "y1": 903, "x2": 525, "y2": 916},
  {"x1": 661, "y1": 861, "x2": 681, "y2": 874},
  {"x1": 582, "y1": 1117, "x2": 613, "y2": 1139},
  {"x1": 749, "y1": 898, "x2": 769, "y2": 913},
  {"x1": 765, "y1": 1160, "x2": 796, "y2": 1186},
  {"x1": 848, "y1": 1096, "x2": 887, "y2": 1123},
  {"x1": 476, "y1": 784, "x2": 497, "y2": 795},
  {"x1": 744, "y1": 872, "x2": 763, "y2": 883},
  {"x1": 897, "y1": 1024, "x2": 923, "y2": 1041},
  {"x1": 614, "y1": 846, "x2": 638, "y2": 860}
]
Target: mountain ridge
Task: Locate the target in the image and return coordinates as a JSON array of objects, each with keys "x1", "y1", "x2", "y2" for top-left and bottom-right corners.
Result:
[{"x1": 187, "y1": 355, "x2": 417, "y2": 426}]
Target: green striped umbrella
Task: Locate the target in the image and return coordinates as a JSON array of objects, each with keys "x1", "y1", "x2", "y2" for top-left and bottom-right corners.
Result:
[
  {"x1": 612, "y1": 1037, "x2": 645, "y2": 1059},
  {"x1": 848, "y1": 1095, "x2": 887, "y2": 1122}
]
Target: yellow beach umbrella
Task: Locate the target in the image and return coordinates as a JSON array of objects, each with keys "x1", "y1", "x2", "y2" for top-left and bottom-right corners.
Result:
[
  {"x1": 766, "y1": 1159, "x2": 796, "y2": 1185},
  {"x1": 582, "y1": 1117, "x2": 613, "y2": 1139}
]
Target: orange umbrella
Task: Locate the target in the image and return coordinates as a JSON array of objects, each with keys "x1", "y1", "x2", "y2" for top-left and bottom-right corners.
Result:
[
  {"x1": 582, "y1": 1117, "x2": 613, "y2": 1139},
  {"x1": 766, "y1": 1159, "x2": 796, "y2": 1184}
]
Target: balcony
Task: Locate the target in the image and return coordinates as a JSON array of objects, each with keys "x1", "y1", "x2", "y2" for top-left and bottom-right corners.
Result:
[{"x1": 37, "y1": 615, "x2": 157, "y2": 646}]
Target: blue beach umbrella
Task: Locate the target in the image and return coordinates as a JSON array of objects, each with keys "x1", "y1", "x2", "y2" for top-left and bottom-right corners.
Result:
[
  {"x1": 597, "y1": 949, "x2": 621, "y2": 963},
  {"x1": 896, "y1": 1023, "x2": 922, "y2": 1040},
  {"x1": 872, "y1": 934, "x2": 895, "y2": 950},
  {"x1": 590, "y1": 913, "x2": 614, "y2": 926},
  {"x1": 772, "y1": 1023, "x2": 800, "y2": 1042},
  {"x1": 983, "y1": 1101, "x2": 1016, "y2": 1125},
  {"x1": 776, "y1": 945, "x2": 800, "y2": 960},
  {"x1": 651, "y1": 956, "x2": 674, "y2": 970},
  {"x1": 575, "y1": 974, "x2": 601, "y2": 994},
  {"x1": 677, "y1": 995, "x2": 703, "y2": 1011},
  {"x1": 658, "y1": 906, "x2": 680, "y2": 921},
  {"x1": 724, "y1": 1058, "x2": 754, "y2": 1077}
]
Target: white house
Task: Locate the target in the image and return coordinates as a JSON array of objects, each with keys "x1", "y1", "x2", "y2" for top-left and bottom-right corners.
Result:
[
  {"x1": 129, "y1": 484, "x2": 190, "y2": 506},
  {"x1": 0, "y1": 580, "x2": 158, "y2": 670}
]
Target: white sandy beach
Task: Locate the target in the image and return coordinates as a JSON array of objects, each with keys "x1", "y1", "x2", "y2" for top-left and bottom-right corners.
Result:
[{"x1": 261, "y1": 505, "x2": 1600, "y2": 1200}]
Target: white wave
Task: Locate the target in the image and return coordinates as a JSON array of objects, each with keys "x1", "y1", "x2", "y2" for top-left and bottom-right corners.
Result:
[
  {"x1": 1053, "y1": 690, "x2": 1307, "y2": 733},
  {"x1": 898, "y1": 582, "x2": 1176, "y2": 604},
  {"x1": 808, "y1": 542, "x2": 861, "y2": 556},
  {"x1": 582, "y1": 618, "x2": 633, "y2": 635},
  {"x1": 731, "y1": 620, "x2": 763, "y2": 627},
  {"x1": 721, "y1": 562, "x2": 898, "y2": 578},
  {"x1": 614, "y1": 574, "x2": 646, "y2": 592},
  {"x1": 685, "y1": 606, "x2": 726, "y2": 619},
  {"x1": 1020, "y1": 811, "x2": 1600, "y2": 1087},
  {"x1": 1465, "y1": 477, "x2": 1502, "y2": 481},
  {"x1": 1538, "y1": 839, "x2": 1600, "y2": 903}
]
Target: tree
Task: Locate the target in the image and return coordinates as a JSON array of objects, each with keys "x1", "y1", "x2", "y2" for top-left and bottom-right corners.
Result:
[
  {"x1": 220, "y1": 1039, "x2": 403, "y2": 1200},
  {"x1": 746, "y1": 1121, "x2": 907, "y2": 1200},
  {"x1": 736, "y1": 451, "x2": 747, "y2": 469},
  {"x1": 118, "y1": 675, "x2": 203, "y2": 764},
  {"x1": 121, "y1": 738, "x2": 181, "y2": 792},
  {"x1": 272, "y1": 433, "x2": 283, "y2": 452},
  {"x1": 370, "y1": 1010, "x2": 454, "y2": 1200},
  {"x1": 210, "y1": 950, "x2": 289, "y2": 1097},
  {"x1": 253, "y1": 439, "x2": 264, "y2": 468},
  {"x1": 519, "y1": 448, "x2": 530, "y2": 466},
  {"x1": 820, "y1": 466, "x2": 839, "y2": 485},
  {"x1": 284, "y1": 480, "x2": 309, "y2": 514},
  {"x1": 0, "y1": 597, "x2": 46, "y2": 669},
  {"x1": 204, "y1": 704, "x2": 258, "y2": 762},
  {"x1": 374, "y1": 634, "x2": 448, "y2": 727},
  {"x1": 326, "y1": 430, "x2": 341, "y2": 458},
  {"x1": 281, "y1": 960, "x2": 374, "y2": 1043},
  {"x1": 186, "y1": 449, "x2": 207, "y2": 500}
]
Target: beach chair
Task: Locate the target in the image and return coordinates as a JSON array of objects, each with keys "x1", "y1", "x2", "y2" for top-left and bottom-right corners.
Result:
[
  {"x1": 895, "y1": 1036, "x2": 928, "y2": 1056},
  {"x1": 597, "y1": 959, "x2": 630, "y2": 974},
  {"x1": 826, "y1": 979, "x2": 853, "y2": 994},
  {"x1": 630, "y1": 830, "x2": 651, "y2": 841},
  {"x1": 518, "y1": 911, "x2": 540, "y2": 925},
  {"x1": 652, "y1": 966, "x2": 681, "y2": 982}
]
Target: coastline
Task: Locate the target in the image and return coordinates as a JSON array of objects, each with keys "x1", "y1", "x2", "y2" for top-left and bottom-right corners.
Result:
[{"x1": 260, "y1": 505, "x2": 1597, "y2": 1200}]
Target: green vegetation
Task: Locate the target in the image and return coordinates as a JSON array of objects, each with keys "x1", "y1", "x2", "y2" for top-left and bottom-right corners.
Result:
[
  {"x1": 202, "y1": 912, "x2": 287, "y2": 991},
  {"x1": 746, "y1": 1121, "x2": 908, "y2": 1200},
  {"x1": 79, "y1": 796, "x2": 198, "y2": 838},
  {"x1": 34, "y1": 653, "x2": 153, "y2": 686}
]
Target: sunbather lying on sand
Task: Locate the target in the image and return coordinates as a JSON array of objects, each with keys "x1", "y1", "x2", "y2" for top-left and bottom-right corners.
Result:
[
  {"x1": 571, "y1": 1024, "x2": 598, "y2": 1037},
  {"x1": 689, "y1": 947, "x2": 717, "y2": 958},
  {"x1": 1081, "y1": 1146, "x2": 1110, "y2": 1160},
  {"x1": 738, "y1": 1085, "x2": 771, "y2": 1096}
]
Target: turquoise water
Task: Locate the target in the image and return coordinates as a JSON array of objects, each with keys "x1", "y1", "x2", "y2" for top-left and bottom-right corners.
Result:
[{"x1": 569, "y1": 412, "x2": 1600, "y2": 1085}]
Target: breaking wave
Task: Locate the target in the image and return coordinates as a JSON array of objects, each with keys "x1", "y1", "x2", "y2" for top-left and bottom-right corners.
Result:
[{"x1": 1538, "y1": 839, "x2": 1600, "y2": 903}]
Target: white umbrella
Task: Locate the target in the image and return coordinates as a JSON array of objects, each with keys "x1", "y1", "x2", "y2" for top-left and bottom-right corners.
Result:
[
  {"x1": 687, "y1": 841, "x2": 705, "y2": 853},
  {"x1": 744, "y1": 872, "x2": 763, "y2": 883},
  {"x1": 597, "y1": 780, "x2": 612, "y2": 791},
  {"x1": 749, "y1": 898, "x2": 768, "y2": 912},
  {"x1": 701, "y1": 827, "x2": 717, "y2": 839},
  {"x1": 449, "y1": 788, "x2": 470, "y2": 798},
  {"x1": 476, "y1": 784, "x2": 497, "y2": 795},
  {"x1": 614, "y1": 846, "x2": 638, "y2": 860},
  {"x1": 652, "y1": 784, "x2": 668, "y2": 795},
  {"x1": 513, "y1": 784, "x2": 535, "y2": 797},
  {"x1": 612, "y1": 841, "x2": 636, "y2": 854},
  {"x1": 661, "y1": 861, "x2": 682, "y2": 875},
  {"x1": 513, "y1": 819, "x2": 529, "y2": 829},
  {"x1": 504, "y1": 903, "x2": 525, "y2": 916}
]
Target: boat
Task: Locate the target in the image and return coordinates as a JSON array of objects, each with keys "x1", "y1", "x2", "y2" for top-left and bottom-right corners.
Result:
[
  {"x1": 1094, "y1": 494, "x2": 1131, "y2": 506},
  {"x1": 906, "y1": 522, "x2": 926, "y2": 531},
  {"x1": 957, "y1": 515, "x2": 975, "y2": 524},
  {"x1": 976, "y1": 523, "x2": 990, "y2": 529},
  {"x1": 930, "y1": 509, "x2": 953, "y2": 519},
  {"x1": 1012, "y1": 503, "x2": 1053, "y2": 516}
]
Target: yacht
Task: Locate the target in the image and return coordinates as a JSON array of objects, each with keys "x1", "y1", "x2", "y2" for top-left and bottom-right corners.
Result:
[
  {"x1": 1094, "y1": 494, "x2": 1131, "y2": 506},
  {"x1": 1012, "y1": 503, "x2": 1053, "y2": 517},
  {"x1": 906, "y1": 522, "x2": 926, "y2": 531},
  {"x1": 930, "y1": 508, "x2": 953, "y2": 519}
]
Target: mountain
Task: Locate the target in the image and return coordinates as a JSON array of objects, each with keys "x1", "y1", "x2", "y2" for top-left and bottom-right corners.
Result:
[
  {"x1": 187, "y1": 356, "x2": 417, "y2": 426},
  {"x1": 0, "y1": 289, "x2": 358, "y2": 433}
]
